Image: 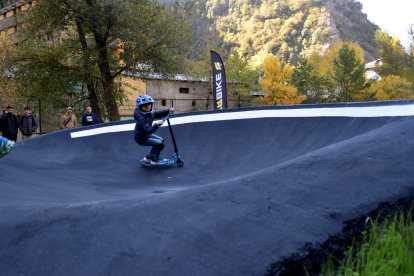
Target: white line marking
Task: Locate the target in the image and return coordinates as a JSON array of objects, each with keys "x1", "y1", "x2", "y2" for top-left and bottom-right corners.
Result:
[{"x1": 70, "y1": 104, "x2": 414, "y2": 138}]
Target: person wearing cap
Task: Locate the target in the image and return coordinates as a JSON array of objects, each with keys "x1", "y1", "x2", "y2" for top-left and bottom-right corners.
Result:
[
  {"x1": 0, "y1": 105, "x2": 19, "y2": 141},
  {"x1": 19, "y1": 106, "x2": 38, "y2": 140},
  {"x1": 59, "y1": 106, "x2": 77, "y2": 129}
]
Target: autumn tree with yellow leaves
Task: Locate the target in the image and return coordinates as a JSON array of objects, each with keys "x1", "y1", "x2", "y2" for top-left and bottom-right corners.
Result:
[
  {"x1": 370, "y1": 75, "x2": 414, "y2": 100},
  {"x1": 260, "y1": 54, "x2": 306, "y2": 105}
]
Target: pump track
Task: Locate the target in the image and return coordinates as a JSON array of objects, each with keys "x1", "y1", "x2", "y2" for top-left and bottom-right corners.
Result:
[{"x1": 1, "y1": 100, "x2": 414, "y2": 275}]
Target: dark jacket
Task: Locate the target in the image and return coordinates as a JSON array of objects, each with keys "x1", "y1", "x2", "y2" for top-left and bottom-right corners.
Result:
[
  {"x1": 133, "y1": 108, "x2": 170, "y2": 144},
  {"x1": 82, "y1": 112, "x2": 99, "y2": 126},
  {"x1": 0, "y1": 113, "x2": 19, "y2": 141},
  {"x1": 19, "y1": 114, "x2": 38, "y2": 136}
]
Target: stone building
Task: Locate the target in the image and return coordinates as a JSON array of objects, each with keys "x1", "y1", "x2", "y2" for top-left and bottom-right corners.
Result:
[
  {"x1": 0, "y1": 0, "x2": 33, "y2": 46},
  {"x1": 120, "y1": 71, "x2": 252, "y2": 119},
  {"x1": 119, "y1": 72, "x2": 212, "y2": 119}
]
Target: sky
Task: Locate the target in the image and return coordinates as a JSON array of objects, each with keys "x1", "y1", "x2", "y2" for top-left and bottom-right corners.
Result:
[{"x1": 358, "y1": 0, "x2": 413, "y2": 48}]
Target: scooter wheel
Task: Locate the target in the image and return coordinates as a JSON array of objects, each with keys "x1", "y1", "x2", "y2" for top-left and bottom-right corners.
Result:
[{"x1": 177, "y1": 159, "x2": 184, "y2": 167}]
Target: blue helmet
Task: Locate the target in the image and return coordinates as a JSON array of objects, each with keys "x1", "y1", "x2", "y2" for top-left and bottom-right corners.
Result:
[{"x1": 136, "y1": 95, "x2": 154, "y2": 110}]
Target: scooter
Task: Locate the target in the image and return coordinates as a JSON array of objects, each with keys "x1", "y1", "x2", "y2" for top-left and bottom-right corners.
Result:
[{"x1": 140, "y1": 114, "x2": 184, "y2": 168}]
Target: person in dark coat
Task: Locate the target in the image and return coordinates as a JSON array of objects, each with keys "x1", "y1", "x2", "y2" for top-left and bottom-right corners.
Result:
[
  {"x1": 133, "y1": 95, "x2": 174, "y2": 164},
  {"x1": 81, "y1": 106, "x2": 99, "y2": 126},
  {"x1": 0, "y1": 105, "x2": 19, "y2": 142},
  {"x1": 19, "y1": 106, "x2": 38, "y2": 140}
]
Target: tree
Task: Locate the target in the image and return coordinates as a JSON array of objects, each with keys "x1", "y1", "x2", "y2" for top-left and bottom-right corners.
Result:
[
  {"x1": 226, "y1": 51, "x2": 258, "y2": 106},
  {"x1": 260, "y1": 54, "x2": 306, "y2": 105},
  {"x1": 304, "y1": 41, "x2": 367, "y2": 102},
  {"x1": 332, "y1": 44, "x2": 366, "y2": 102},
  {"x1": 375, "y1": 30, "x2": 414, "y2": 84},
  {"x1": 8, "y1": 0, "x2": 192, "y2": 121},
  {"x1": 369, "y1": 75, "x2": 414, "y2": 101},
  {"x1": 290, "y1": 57, "x2": 330, "y2": 103},
  {"x1": 309, "y1": 41, "x2": 365, "y2": 78}
]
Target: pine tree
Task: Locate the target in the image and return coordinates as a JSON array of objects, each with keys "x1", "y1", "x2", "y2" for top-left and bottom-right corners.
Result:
[
  {"x1": 332, "y1": 44, "x2": 366, "y2": 102},
  {"x1": 290, "y1": 57, "x2": 328, "y2": 103}
]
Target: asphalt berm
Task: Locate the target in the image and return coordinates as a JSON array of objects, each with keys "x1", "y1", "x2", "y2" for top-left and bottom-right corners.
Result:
[{"x1": 1, "y1": 101, "x2": 414, "y2": 275}]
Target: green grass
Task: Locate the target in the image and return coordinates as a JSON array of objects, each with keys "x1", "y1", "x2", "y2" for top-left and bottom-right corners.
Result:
[{"x1": 322, "y1": 210, "x2": 414, "y2": 276}]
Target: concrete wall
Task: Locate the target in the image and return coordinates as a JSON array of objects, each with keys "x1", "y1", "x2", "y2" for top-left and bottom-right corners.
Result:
[
  {"x1": 118, "y1": 76, "x2": 213, "y2": 119},
  {"x1": 145, "y1": 79, "x2": 211, "y2": 112}
]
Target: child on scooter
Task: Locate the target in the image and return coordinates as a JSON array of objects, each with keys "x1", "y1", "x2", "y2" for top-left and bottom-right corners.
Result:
[{"x1": 134, "y1": 95, "x2": 174, "y2": 164}]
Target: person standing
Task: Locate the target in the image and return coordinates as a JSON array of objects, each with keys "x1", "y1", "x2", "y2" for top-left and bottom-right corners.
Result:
[
  {"x1": 0, "y1": 105, "x2": 19, "y2": 142},
  {"x1": 19, "y1": 106, "x2": 38, "y2": 140},
  {"x1": 59, "y1": 106, "x2": 77, "y2": 129},
  {"x1": 82, "y1": 106, "x2": 99, "y2": 126}
]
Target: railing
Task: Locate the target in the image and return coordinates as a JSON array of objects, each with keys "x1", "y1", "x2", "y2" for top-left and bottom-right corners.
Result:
[
  {"x1": 0, "y1": 96, "x2": 254, "y2": 135},
  {"x1": 119, "y1": 98, "x2": 253, "y2": 118}
]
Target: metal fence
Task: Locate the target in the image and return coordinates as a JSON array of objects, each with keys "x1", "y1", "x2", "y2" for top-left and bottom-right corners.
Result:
[
  {"x1": 1, "y1": 96, "x2": 255, "y2": 134},
  {"x1": 0, "y1": 96, "x2": 79, "y2": 134},
  {"x1": 119, "y1": 98, "x2": 253, "y2": 118}
]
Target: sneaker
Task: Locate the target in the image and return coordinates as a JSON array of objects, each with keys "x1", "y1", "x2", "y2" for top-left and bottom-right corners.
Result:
[
  {"x1": 150, "y1": 157, "x2": 162, "y2": 165},
  {"x1": 143, "y1": 156, "x2": 151, "y2": 163}
]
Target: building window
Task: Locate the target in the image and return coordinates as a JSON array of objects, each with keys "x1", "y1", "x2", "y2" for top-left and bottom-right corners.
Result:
[
  {"x1": 179, "y1": 87, "x2": 189, "y2": 94},
  {"x1": 161, "y1": 99, "x2": 166, "y2": 106},
  {"x1": 192, "y1": 100, "x2": 196, "y2": 107}
]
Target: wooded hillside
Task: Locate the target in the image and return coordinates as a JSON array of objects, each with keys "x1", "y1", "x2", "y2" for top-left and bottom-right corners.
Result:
[{"x1": 195, "y1": 0, "x2": 379, "y2": 64}]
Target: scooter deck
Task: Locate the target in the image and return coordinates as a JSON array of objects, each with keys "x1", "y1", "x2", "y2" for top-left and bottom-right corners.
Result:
[{"x1": 140, "y1": 157, "x2": 175, "y2": 168}]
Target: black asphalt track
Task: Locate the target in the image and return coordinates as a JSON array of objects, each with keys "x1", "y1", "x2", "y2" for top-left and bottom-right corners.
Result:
[{"x1": 1, "y1": 101, "x2": 414, "y2": 275}]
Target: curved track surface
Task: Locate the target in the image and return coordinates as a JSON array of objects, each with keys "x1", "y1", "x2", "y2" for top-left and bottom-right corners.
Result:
[{"x1": 1, "y1": 101, "x2": 414, "y2": 275}]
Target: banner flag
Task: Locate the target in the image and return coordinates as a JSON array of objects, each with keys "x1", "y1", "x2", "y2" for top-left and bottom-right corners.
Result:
[{"x1": 210, "y1": 51, "x2": 228, "y2": 109}]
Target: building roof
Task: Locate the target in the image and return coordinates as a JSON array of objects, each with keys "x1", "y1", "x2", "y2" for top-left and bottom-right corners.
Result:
[
  {"x1": 123, "y1": 70, "x2": 210, "y2": 83},
  {"x1": 0, "y1": 1, "x2": 28, "y2": 14},
  {"x1": 365, "y1": 59, "x2": 383, "y2": 70},
  {"x1": 366, "y1": 70, "x2": 381, "y2": 81},
  {"x1": 0, "y1": 1, "x2": 30, "y2": 32}
]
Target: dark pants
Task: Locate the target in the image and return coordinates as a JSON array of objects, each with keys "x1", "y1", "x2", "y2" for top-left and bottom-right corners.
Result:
[
  {"x1": 2, "y1": 132, "x2": 17, "y2": 142},
  {"x1": 138, "y1": 134, "x2": 164, "y2": 160}
]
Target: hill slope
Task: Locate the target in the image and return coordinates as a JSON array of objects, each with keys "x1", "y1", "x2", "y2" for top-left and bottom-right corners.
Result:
[{"x1": 200, "y1": 0, "x2": 379, "y2": 64}]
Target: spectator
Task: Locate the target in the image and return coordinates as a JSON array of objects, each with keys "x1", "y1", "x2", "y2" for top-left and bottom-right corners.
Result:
[
  {"x1": 82, "y1": 106, "x2": 99, "y2": 126},
  {"x1": 0, "y1": 109, "x2": 6, "y2": 136},
  {"x1": 59, "y1": 106, "x2": 77, "y2": 129},
  {"x1": 0, "y1": 105, "x2": 19, "y2": 141},
  {"x1": 19, "y1": 106, "x2": 38, "y2": 140},
  {"x1": 0, "y1": 111, "x2": 3, "y2": 134}
]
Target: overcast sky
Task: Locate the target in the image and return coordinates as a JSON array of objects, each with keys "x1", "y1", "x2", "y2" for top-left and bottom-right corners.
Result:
[{"x1": 358, "y1": 0, "x2": 413, "y2": 48}]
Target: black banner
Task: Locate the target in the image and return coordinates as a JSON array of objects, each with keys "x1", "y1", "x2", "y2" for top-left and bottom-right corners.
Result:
[{"x1": 210, "y1": 51, "x2": 228, "y2": 109}]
